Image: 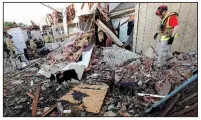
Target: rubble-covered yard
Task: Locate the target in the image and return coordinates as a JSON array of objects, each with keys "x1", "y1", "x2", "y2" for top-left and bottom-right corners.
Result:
[
  {"x1": 3, "y1": 44, "x2": 197, "y2": 117},
  {"x1": 3, "y1": 3, "x2": 198, "y2": 117}
]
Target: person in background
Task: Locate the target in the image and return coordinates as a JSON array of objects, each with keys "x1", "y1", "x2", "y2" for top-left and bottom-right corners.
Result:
[{"x1": 6, "y1": 35, "x2": 15, "y2": 57}]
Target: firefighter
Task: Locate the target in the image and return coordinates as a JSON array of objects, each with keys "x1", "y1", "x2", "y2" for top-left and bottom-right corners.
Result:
[{"x1": 154, "y1": 5, "x2": 179, "y2": 68}]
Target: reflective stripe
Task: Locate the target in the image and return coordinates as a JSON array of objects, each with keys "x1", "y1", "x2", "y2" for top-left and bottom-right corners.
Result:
[
  {"x1": 160, "y1": 36, "x2": 170, "y2": 41},
  {"x1": 166, "y1": 17, "x2": 171, "y2": 29},
  {"x1": 160, "y1": 33, "x2": 178, "y2": 41}
]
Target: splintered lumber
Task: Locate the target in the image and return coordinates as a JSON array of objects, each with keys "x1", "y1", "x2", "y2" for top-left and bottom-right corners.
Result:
[
  {"x1": 26, "y1": 92, "x2": 34, "y2": 99},
  {"x1": 88, "y1": 14, "x2": 95, "y2": 30},
  {"x1": 96, "y1": 19, "x2": 123, "y2": 46},
  {"x1": 110, "y1": 8, "x2": 135, "y2": 18},
  {"x1": 32, "y1": 82, "x2": 41, "y2": 116},
  {"x1": 160, "y1": 94, "x2": 181, "y2": 117},
  {"x1": 177, "y1": 92, "x2": 197, "y2": 105},
  {"x1": 169, "y1": 102, "x2": 198, "y2": 117},
  {"x1": 97, "y1": 6, "x2": 110, "y2": 21},
  {"x1": 41, "y1": 104, "x2": 57, "y2": 117},
  {"x1": 81, "y1": 3, "x2": 85, "y2": 9}
]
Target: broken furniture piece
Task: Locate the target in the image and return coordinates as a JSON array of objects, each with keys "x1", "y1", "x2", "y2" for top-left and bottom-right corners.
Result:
[
  {"x1": 60, "y1": 83, "x2": 109, "y2": 113},
  {"x1": 32, "y1": 82, "x2": 41, "y2": 116}
]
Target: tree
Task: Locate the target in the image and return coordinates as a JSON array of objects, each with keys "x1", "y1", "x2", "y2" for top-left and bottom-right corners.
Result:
[
  {"x1": 4, "y1": 21, "x2": 13, "y2": 29},
  {"x1": 18, "y1": 22, "x2": 28, "y2": 27}
]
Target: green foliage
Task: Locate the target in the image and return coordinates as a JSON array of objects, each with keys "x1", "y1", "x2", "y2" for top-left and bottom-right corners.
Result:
[
  {"x1": 4, "y1": 21, "x2": 28, "y2": 29},
  {"x1": 4, "y1": 21, "x2": 13, "y2": 28},
  {"x1": 18, "y1": 22, "x2": 28, "y2": 27}
]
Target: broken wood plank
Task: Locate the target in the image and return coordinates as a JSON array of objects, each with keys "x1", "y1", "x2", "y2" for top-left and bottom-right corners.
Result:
[
  {"x1": 32, "y1": 82, "x2": 41, "y2": 116},
  {"x1": 97, "y1": 6, "x2": 110, "y2": 21},
  {"x1": 60, "y1": 83, "x2": 109, "y2": 113},
  {"x1": 81, "y1": 3, "x2": 85, "y2": 9},
  {"x1": 41, "y1": 104, "x2": 57, "y2": 117},
  {"x1": 50, "y1": 111, "x2": 56, "y2": 117},
  {"x1": 110, "y1": 8, "x2": 135, "y2": 18},
  {"x1": 180, "y1": 108, "x2": 198, "y2": 117},
  {"x1": 169, "y1": 102, "x2": 198, "y2": 117},
  {"x1": 84, "y1": 18, "x2": 90, "y2": 31},
  {"x1": 177, "y1": 92, "x2": 197, "y2": 105},
  {"x1": 26, "y1": 92, "x2": 34, "y2": 99},
  {"x1": 96, "y1": 19, "x2": 123, "y2": 46},
  {"x1": 88, "y1": 14, "x2": 95, "y2": 31},
  {"x1": 160, "y1": 94, "x2": 181, "y2": 117}
]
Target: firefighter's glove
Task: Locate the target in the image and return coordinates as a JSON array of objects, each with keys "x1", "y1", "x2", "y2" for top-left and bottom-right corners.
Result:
[
  {"x1": 168, "y1": 36, "x2": 174, "y2": 45},
  {"x1": 154, "y1": 33, "x2": 158, "y2": 40}
]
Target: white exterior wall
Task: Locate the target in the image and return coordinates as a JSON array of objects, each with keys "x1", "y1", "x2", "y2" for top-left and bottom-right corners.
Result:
[
  {"x1": 7, "y1": 27, "x2": 27, "y2": 54},
  {"x1": 133, "y1": 3, "x2": 198, "y2": 53}
]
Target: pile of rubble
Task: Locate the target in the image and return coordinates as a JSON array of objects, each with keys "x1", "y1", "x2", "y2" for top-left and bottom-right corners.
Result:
[
  {"x1": 3, "y1": 45, "x2": 197, "y2": 117},
  {"x1": 102, "y1": 46, "x2": 140, "y2": 67},
  {"x1": 3, "y1": 2, "x2": 198, "y2": 117},
  {"x1": 81, "y1": 47, "x2": 197, "y2": 117}
]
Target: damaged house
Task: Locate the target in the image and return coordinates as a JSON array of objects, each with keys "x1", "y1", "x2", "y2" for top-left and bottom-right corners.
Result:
[{"x1": 3, "y1": 2, "x2": 198, "y2": 117}]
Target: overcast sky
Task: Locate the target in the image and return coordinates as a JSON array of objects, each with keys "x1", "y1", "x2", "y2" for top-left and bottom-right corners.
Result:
[{"x1": 4, "y1": 3, "x2": 70, "y2": 25}]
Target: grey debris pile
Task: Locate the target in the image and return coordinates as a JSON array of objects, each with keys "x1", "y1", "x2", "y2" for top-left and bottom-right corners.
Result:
[{"x1": 102, "y1": 46, "x2": 141, "y2": 67}]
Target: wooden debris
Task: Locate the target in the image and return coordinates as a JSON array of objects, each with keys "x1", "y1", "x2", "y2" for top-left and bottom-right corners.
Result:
[
  {"x1": 177, "y1": 92, "x2": 197, "y2": 105},
  {"x1": 74, "y1": 104, "x2": 85, "y2": 111},
  {"x1": 60, "y1": 83, "x2": 109, "y2": 113},
  {"x1": 88, "y1": 15, "x2": 95, "y2": 33},
  {"x1": 26, "y1": 92, "x2": 34, "y2": 99},
  {"x1": 41, "y1": 104, "x2": 57, "y2": 117},
  {"x1": 50, "y1": 111, "x2": 56, "y2": 117},
  {"x1": 110, "y1": 8, "x2": 135, "y2": 18},
  {"x1": 119, "y1": 111, "x2": 131, "y2": 117},
  {"x1": 161, "y1": 94, "x2": 181, "y2": 116},
  {"x1": 97, "y1": 6, "x2": 110, "y2": 21},
  {"x1": 96, "y1": 19, "x2": 123, "y2": 46},
  {"x1": 32, "y1": 82, "x2": 41, "y2": 116},
  {"x1": 81, "y1": 3, "x2": 85, "y2": 9},
  {"x1": 169, "y1": 102, "x2": 198, "y2": 116}
]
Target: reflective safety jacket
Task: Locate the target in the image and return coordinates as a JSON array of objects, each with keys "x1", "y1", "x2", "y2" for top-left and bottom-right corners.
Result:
[{"x1": 159, "y1": 12, "x2": 178, "y2": 41}]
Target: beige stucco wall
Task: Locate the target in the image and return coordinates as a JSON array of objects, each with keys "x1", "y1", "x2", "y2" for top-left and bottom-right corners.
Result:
[{"x1": 133, "y1": 3, "x2": 197, "y2": 54}]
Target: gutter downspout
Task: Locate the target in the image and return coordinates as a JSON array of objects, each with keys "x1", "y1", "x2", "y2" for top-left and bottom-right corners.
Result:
[{"x1": 146, "y1": 73, "x2": 198, "y2": 113}]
